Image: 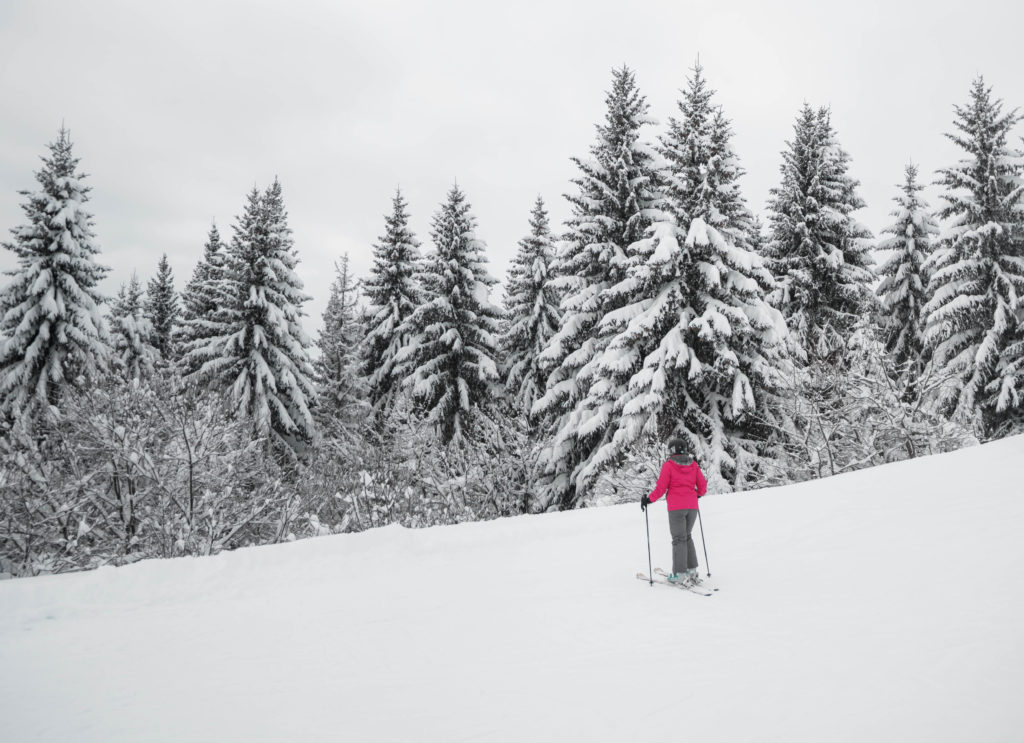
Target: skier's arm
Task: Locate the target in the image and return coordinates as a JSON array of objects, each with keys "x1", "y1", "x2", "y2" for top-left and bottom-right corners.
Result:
[
  {"x1": 647, "y1": 462, "x2": 671, "y2": 503},
  {"x1": 695, "y1": 464, "x2": 708, "y2": 497}
]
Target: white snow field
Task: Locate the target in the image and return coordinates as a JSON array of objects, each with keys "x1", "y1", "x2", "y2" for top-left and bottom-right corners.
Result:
[{"x1": 2, "y1": 436, "x2": 1023, "y2": 742}]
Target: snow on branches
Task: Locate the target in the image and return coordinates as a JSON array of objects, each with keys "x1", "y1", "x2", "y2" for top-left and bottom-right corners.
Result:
[
  {"x1": 181, "y1": 180, "x2": 318, "y2": 457},
  {"x1": 766, "y1": 104, "x2": 874, "y2": 356},
  {"x1": 395, "y1": 184, "x2": 502, "y2": 445},
  {"x1": 0, "y1": 127, "x2": 110, "y2": 418},
  {"x1": 568, "y1": 65, "x2": 787, "y2": 496},
  {"x1": 361, "y1": 189, "x2": 422, "y2": 416},
  {"x1": 874, "y1": 164, "x2": 939, "y2": 382},
  {"x1": 501, "y1": 196, "x2": 560, "y2": 423},
  {"x1": 924, "y1": 77, "x2": 1024, "y2": 437},
  {"x1": 111, "y1": 273, "x2": 158, "y2": 381},
  {"x1": 532, "y1": 65, "x2": 663, "y2": 509}
]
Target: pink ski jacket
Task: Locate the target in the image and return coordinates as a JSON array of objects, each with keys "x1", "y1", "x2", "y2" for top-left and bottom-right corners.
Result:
[{"x1": 647, "y1": 459, "x2": 708, "y2": 511}]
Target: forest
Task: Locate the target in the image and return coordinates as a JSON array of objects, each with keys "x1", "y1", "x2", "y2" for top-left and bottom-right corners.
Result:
[{"x1": 1, "y1": 66, "x2": 1019, "y2": 577}]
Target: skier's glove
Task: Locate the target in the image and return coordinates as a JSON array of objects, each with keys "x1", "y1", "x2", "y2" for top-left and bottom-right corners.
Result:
[{"x1": 640, "y1": 495, "x2": 651, "y2": 511}]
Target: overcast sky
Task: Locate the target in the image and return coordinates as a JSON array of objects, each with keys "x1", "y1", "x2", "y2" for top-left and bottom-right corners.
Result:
[{"x1": 2, "y1": 0, "x2": 1023, "y2": 334}]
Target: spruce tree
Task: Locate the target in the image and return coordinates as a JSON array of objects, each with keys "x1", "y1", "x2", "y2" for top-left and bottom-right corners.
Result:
[
  {"x1": 145, "y1": 253, "x2": 180, "y2": 362},
  {"x1": 183, "y1": 180, "x2": 318, "y2": 456},
  {"x1": 361, "y1": 189, "x2": 422, "y2": 414},
  {"x1": 766, "y1": 104, "x2": 874, "y2": 355},
  {"x1": 573, "y1": 65, "x2": 787, "y2": 494},
  {"x1": 748, "y1": 215, "x2": 769, "y2": 259},
  {"x1": 924, "y1": 77, "x2": 1024, "y2": 436},
  {"x1": 181, "y1": 223, "x2": 225, "y2": 322},
  {"x1": 875, "y1": 164, "x2": 939, "y2": 377},
  {"x1": 396, "y1": 184, "x2": 502, "y2": 445},
  {"x1": 532, "y1": 65, "x2": 663, "y2": 508},
  {"x1": 177, "y1": 223, "x2": 226, "y2": 374},
  {"x1": 500, "y1": 196, "x2": 560, "y2": 423},
  {"x1": 111, "y1": 273, "x2": 157, "y2": 380},
  {"x1": 316, "y1": 253, "x2": 368, "y2": 440},
  {"x1": 0, "y1": 127, "x2": 110, "y2": 416}
]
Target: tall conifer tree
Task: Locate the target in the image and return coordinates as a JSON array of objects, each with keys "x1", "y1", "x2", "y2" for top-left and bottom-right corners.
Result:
[
  {"x1": 396, "y1": 184, "x2": 502, "y2": 445},
  {"x1": 0, "y1": 128, "x2": 109, "y2": 416},
  {"x1": 361, "y1": 189, "x2": 422, "y2": 414},
  {"x1": 501, "y1": 196, "x2": 560, "y2": 422},
  {"x1": 766, "y1": 104, "x2": 874, "y2": 355},
  {"x1": 573, "y1": 65, "x2": 787, "y2": 494},
  {"x1": 145, "y1": 253, "x2": 179, "y2": 361},
  {"x1": 183, "y1": 180, "x2": 317, "y2": 455},
  {"x1": 316, "y1": 254, "x2": 368, "y2": 439},
  {"x1": 532, "y1": 65, "x2": 663, "y2": 508},
  {"x1": 181, "y1": 224, "x2": 225, "y2": 322},
  {"x1": 111, "y1": 273, "x2": 157, "y2": 380},
  {"x1": 924, "y1": 77, "x2": 1024, "y2": 435},
  {"x1": 177, "y1": 223, "x2": 226, "y2": 374},
  {"x1": 875, "y1": 164, "x2": 939, "y2": 377}
]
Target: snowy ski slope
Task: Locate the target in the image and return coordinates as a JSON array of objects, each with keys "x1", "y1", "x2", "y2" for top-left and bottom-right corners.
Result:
[{"x1": 2, "y1": 436, "x2": 1023, "y2": 742}]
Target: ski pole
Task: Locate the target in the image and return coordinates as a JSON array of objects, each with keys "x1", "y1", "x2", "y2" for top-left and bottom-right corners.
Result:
[
  {"x1": 697, "y1": 508, "x2": 710, "y2": 578},
  {"x1": 644, "y1": 504, "x2": 653, "y2": 585}
]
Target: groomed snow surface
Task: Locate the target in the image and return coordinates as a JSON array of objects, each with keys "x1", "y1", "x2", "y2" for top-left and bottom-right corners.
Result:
[{"x1": 2, "y1": 437, "x2": 1023, "y2": 742}]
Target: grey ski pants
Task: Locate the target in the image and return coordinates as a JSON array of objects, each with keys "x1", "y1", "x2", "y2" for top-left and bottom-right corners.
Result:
[{"x1": 668, "y1": 508, "x2": 699, "y2": 574}]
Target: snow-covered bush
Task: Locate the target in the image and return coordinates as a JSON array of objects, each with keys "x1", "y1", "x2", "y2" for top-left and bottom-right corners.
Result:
[
  {"x1": 0, "y1": 373, "x2": 297, "y2": 576},
  {"x1": 766, "y1": 325, "x2": 977, "y2": 485},
  {"x1": 296, "y1": 398, "x2": 532, "y2": 533}
]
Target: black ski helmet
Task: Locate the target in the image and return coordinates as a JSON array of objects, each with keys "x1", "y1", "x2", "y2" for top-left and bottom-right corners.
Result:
[{"x1": 666, "y1": 436, "x2": 687, "y2": 455}]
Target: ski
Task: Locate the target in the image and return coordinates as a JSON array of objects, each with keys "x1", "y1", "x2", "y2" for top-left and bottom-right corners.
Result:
[
  {"x1": 636, "y1": 571, "x2": 713, "y2": 597},
  {"x1": 654, "y1": 567, "x2": 719, "y2": 592}
]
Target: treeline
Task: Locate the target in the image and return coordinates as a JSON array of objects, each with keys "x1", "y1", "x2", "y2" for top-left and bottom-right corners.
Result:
[{"x1": 2, "y1": 65, "x2": 1020, "y2": 577}]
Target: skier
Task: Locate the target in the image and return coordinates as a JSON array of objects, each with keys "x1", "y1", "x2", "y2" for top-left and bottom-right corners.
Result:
[{"x1": 641, "y1": 437, "x2": 708, "y2": 585}]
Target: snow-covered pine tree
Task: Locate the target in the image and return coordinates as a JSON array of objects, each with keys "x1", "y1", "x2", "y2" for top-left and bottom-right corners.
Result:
[
  {"x1": 177, "y1": 223, "x2": 226, "y2": 374},
  {"x1": 145, "y1": 253, "x2": 180, "y2": 362},
  {"x1": 395, "y1": 184, "x2": 502, "y2": 445},
  {"x1": 748, "y1": 214, "x2": 769, "y2": 260},
  {"x1": 532, "y1": 65, "x2": 663, "y2": 509},
  {"x1": 316, "y1": 253, "x2": 368, "y2": 442},
  {"x1": 766, "y1": 104, "x2": 874, "y2": 356},
  {"x1": 111, "y1": 273, "x2": 157, "y2": 380},
  {"x1": 0, "y1": 127, "x2": 110, "y2": 416},
  {"x1": 361, "y1": 189, "x2": 422, "y2": 414},
  {"x1": 875, "y1": 164, "x2": 939, "y2": 378},
  {"x1": 924, "y1": 77, "x2": 1024, "y2": 437},
  {"x1": 574, "y1": 65, "x2": 788, "y2": 494},
  {"x1": 181, "y1": 223, "x2": 225, "y2": 323},
  {"x1": 500, "y1": 196, "x2": 560, "y2": 423},
  {"x1": 183, "y1": 180, "x2": 318, "y2": 456}
]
